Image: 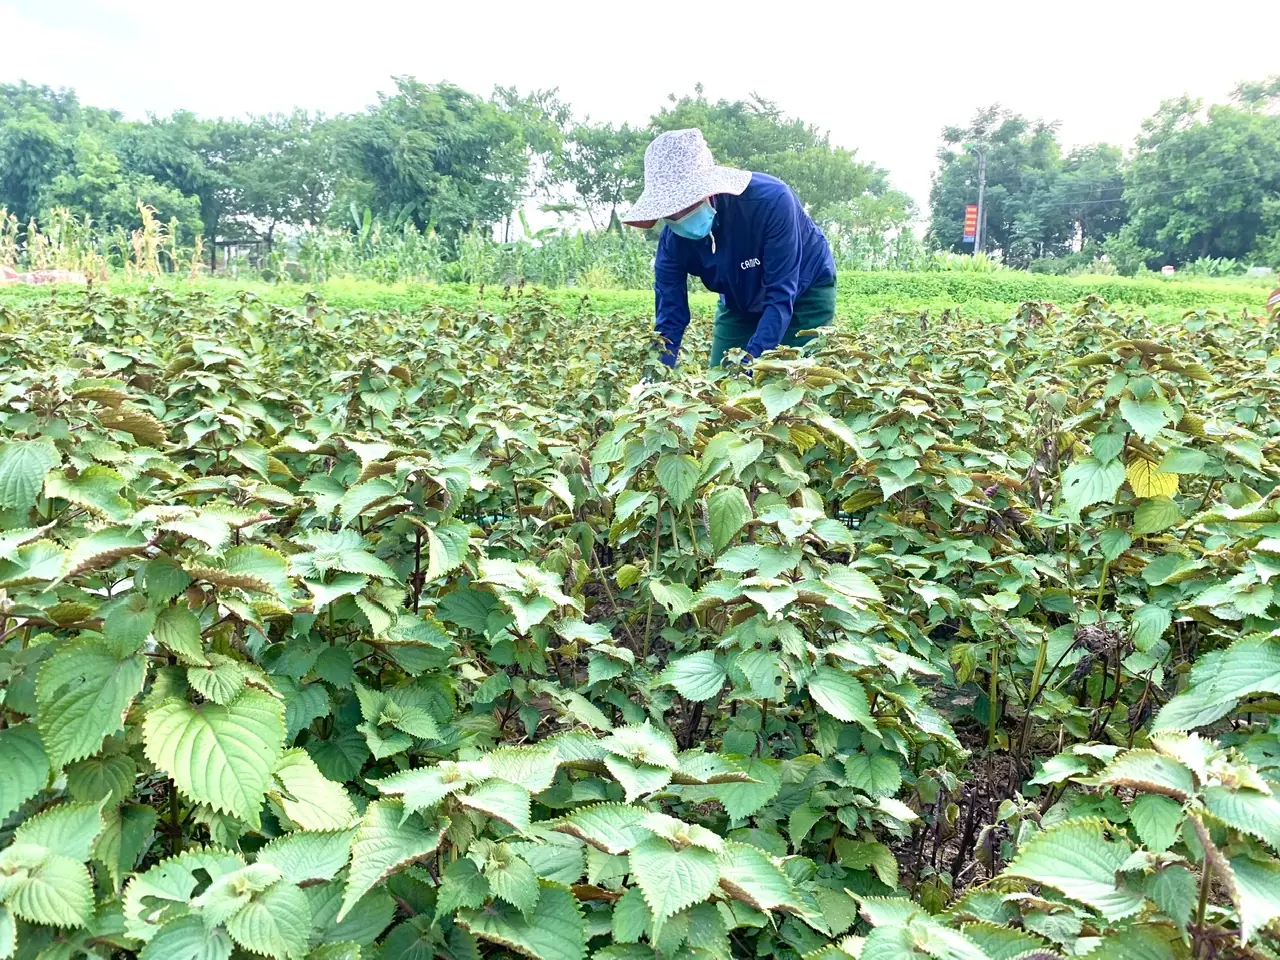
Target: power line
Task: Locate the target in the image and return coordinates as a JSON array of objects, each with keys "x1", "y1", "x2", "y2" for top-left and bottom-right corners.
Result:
[
  {"x1": 968, "y1": 171, "x2": 1275, "y2": 214},
  {"x1": 948, "y1": 155, "x2": 1279, "y2": 208},
  {"x1": 950, "y1": 144, "x2": 1278, "y2": 192}
]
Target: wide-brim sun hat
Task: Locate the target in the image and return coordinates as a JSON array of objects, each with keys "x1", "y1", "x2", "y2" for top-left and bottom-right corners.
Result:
[{"x1": 620, "y1": 129, "x2": 752, "y2": 224}]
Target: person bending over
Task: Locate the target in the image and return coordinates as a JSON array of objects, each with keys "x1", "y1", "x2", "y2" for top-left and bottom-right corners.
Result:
[{"x1": 621, "y1": 128, "x2": 836, "y2": 368}]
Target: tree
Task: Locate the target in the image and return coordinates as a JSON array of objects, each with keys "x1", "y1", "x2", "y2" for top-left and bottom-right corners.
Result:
[
  {"x1": 0, "y1": 83, "x2": 99, "y2": 222},
  {"x1": 0, "y1": 84, "x2": 203, "y2": 239},
  {"x1": 222, "y1": 111, "x2": 343, "y2": 245},
  {"x1": 928, "y1": 106, "x2": 1074, "y2": 266},
  {"x1": 1052, "y1": 144, "x2": 1127, "y2": 250},
  {"x1": 818, "y1": 168, "x2": 917, "y2": 268},
  {"x1": 113, "y1": 112, "x2": 236, "y2": 242},
  {"x1": 560, "y1": 122, "x2": 647, "y2": 229},
  {"x1": 1122, "y1": 87, "x2": 1280, "y2": 266},
  {"x1": 342, "y1": 78, "x2": 533, "y2": 242},
  {"x1": 42, "y1": 130, "x2": 202, "y2": 236}
]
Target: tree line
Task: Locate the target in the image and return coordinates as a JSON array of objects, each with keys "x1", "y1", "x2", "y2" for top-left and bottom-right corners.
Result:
[
  {"x1": 2, "y1": 75, "x2": 1278, "y2": 274},
  {"x1": 929, "y1": 78, "x2": 1280, "y2": 272}
]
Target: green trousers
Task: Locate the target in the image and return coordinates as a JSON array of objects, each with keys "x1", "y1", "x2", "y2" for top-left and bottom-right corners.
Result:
[{"x1": 709, "y1": 279, "x2": 837, "y2": 367}]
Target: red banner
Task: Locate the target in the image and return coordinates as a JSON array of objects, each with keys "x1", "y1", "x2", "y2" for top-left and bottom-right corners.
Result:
[{"x1": 962, "y1": 205, "x2": 978, "y2": 243}]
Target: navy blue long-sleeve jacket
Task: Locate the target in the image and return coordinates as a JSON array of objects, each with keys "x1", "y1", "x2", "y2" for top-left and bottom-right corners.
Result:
[{"x1": 653, "y1": 172, "x2": 835, "y2": 366}]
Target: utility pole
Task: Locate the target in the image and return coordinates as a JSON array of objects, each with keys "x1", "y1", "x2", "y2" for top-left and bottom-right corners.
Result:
[
  {"x1": 962, "y1": 142, "x2": 989, "y2": 253},
  {"x1": 974, "y1": 149, "x2": 987, "y2": 254}
]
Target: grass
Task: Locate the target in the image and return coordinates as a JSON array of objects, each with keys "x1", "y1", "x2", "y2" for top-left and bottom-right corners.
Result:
[{"x1": 1, "y1": 270, "x2": 1273, "y2": 326}]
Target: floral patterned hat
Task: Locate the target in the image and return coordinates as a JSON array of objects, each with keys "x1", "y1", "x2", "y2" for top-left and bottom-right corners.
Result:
[{"x1": 620, "y1": 129, "x2": 751, "y2": 224}]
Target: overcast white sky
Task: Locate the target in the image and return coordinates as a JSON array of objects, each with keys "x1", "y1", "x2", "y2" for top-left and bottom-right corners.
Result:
[{"x1": 4, "y1": 0, "x2": 1273, "y2": 216}]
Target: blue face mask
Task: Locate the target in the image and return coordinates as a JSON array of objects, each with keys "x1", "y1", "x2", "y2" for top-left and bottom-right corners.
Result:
[{"x1": 665, "y1": 201, "x2": 715, "y2": 240}]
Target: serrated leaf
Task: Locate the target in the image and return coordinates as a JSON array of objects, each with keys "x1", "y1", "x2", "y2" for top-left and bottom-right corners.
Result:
[
  {"x1": 1132, "y1": 496, "x2": 1181, "y2": 535},
  {"x1": 0, "y1": 846, "x2": 93, "y2": 928},
  {"x1": 37, "y1": 637, "x2": 147, "y2": 769},
  {"x1": 256, "y1": 829, "x2": 355, "y2": 885},
  {"x1": 761, "y1": 382, "x2": 805, "y2": 421},
  {"x1": 1154, "y1": 634, "x2": 1280, "y2": 731},
  {"x1": 62, "y1": 526, "x2": 150, "y2": 578},
  {"x1": 845, "y1": 753, "x2": 902, "y2": 798},
  {"x1": 230, "y1": 440, "x2": 271, "y2": 479},
  {"x1": 1128, "y1": 794, "x2": 1183, "y2": 852},
  {"x1": 1120, "y1": 394, "x2": 1173, "y2": 442},
  {"x1": 372, "y1": 766, "x2": 477, "y2": 818},
  {"x1": 460, "y1": 780, "x2": 532, "y2": 835},
  {"x1": 139, "y1": 915, "x2": 233, "y2": 960},
  {"x1": 959, "y1": 921, "x2": 1049, "y2": 960},
  {"x1": 0, "y1": 724, "x2": 49, "y2": 821},
  {"x1": 824, "y1": 565, "x2": 884, "y2": 603},
  {"x1": 837, "y1": 838, "x2": 900, "y2": 888},
  {"x1": 338, "y1": 800, "x2": 448, "y2": 922},
  {"x1": 455, "y1": 882, "x2": 585, "y2": 960},
  {"x1": 656, "y1": 454, "x2": 700, "y2": 510},
  {"x1": 99, "y1": 405, "x2": 167, "y2": 445},
  {"x1": 1098, "y1": 528, "x2": 1132, "y2": 562},
  {"x1": 188, "y1": 655, "x2": 250, "y2": 705},
  {"x1": 1158, "y1": 446, "x2": 1208, "y2": 474},
  {"x1": 338, "y1": 478, "x2": 398, "y2": 528},
  {"x1": 1230, "y1": 855, "x2": 1280, "y2": 945},
  {"x1": 13, "y1": 800, "x2": 104, "y2": 860},
  {"x1": 628, "y1": 837, "x2": 720, "y2": 928},
  {"x1": 223, "y1": 544, "x2": 293, "y2": 600},
  {"x1": 435, "y1": 857, "x2": 490, "y2": 919},
  {"x1": 425, "y1": 523, "x2": 469, "y2": 581},
  {"x1": 1096, "y1": 749, "x2": 1195, "y2": 799},
  {"x1": 270, "y1": 748, "x2": 358, "y2": 830},
  {"x1": 1061, "y1": 456, "x2": 1125, "y2": 519},
  {"x1": 0, "y1": 538, "x2": 65, "y2": 586},
  {"x1": 1202, "y1": 786, "x2": 1280, "y2": 848},
  {"x1": 277, "y1": 678, "x2": 330, "y2": 744},
  {"x1": 647, "y1": 579, "x2": 694, "y2": 617},
  {"x1": 44, "y1": 466, "x2": 131, "y2": 521},
  {"x1": 1226, "y1": 439, "x2": 1263, "y2": 470},
  {"x1": 603, "y1": 757, "x2": 671, "y2": 804},
  {"x1": 1029, "y1": 753, "x2": 1090, "y2": 786},
  {"x1": 225, "y1": 878, "x2": 312, "y2": 960},
  {"x1": 143, "y1": 688, "x2": 285, "y2": 827},
  {"x1": 717, "y1": 841, "x2": 796, "y2": 911},
  {"x1": 610, "y1": 886, "x2": 650, "y2": 943},
  {"x1": 552, "y1": 803, "x2": 651, "y2": 856},
  {"x1": 808, "y1": 667, "x2": 875, "y2": 730},
  {"x1": 1145, "y1": 864, "x2": 1195, "y2": 932},
  {"x1": 539, "y1": 472, "x2": 575, "y2": 511},
  {"x1": 659, "y1": 651, "x2": 726, "y2": 702},
  {"x1": 601, "y1": 722, "x2": 680, "y2": 770},
  {"x1": 93, "y1": 802, "x2": 157, "y2": 891},
  {"x1": 707, "y1": 486, "x2": 752, "y2": 552},
  {"x1": 153, "y1": 605, "x2": 208, "y2": 666},
  {"x1": 0, "y1": 438, "x2": 59, "y2": 513},
  {"x1": 1000, "y1": 818, "x2": 1144, "y2": 919},
  {"x1": 141, "y1": 556, "x2": 192, "y2": 602},
  {"x1": 1130, "y1": 605, "x2": 1171, "y2": 652},
  {"x1": 0, "y1": 524, "x2": 52, "y2": 562},
  {"x1": 484, "y1": 746, "x2": 562, "y2": 794},
  {"x1": 122, "y1": 848, "x2": 247, "y2": 941},
  {"x1": 1126, "y1": 458, "x2": 1179, "y2": 499},
  {"x1": 712, "y1": 757, "x2": 780, "y2": 821},
  {"x1": 487, "y1": 851, "x2": 540, "y2": 916}
]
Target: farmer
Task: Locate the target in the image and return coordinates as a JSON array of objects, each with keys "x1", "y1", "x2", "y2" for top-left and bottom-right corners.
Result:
[{"x1": 621, "y1": 128, "x2": 836, "y2": 368}]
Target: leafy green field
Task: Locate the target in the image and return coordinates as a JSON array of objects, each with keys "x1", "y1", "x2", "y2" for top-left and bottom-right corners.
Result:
[
  {"x1": 0, "y1": 284, "x2": 1279, "y2": 960},
  {"x1": 2, "y1": 270, "x2": 1275, "y2": 341}
]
